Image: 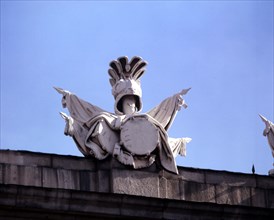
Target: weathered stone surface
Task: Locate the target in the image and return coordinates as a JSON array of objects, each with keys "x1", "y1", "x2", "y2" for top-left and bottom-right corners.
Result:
[
  {"x1": 97, "y1": 170, "x2": 110, "y2": 193},
  {"x1": 251, "y1": 188, "x2": 266, "y2": 208},
  {"x1": 0, "y1": 185, "x2": 274, "y2": 220},
  {"x1": 112, "y1": 169, "x2": 159, "y2": 197},
  {"x1": 178, "y1": 168, "x2": 205, "y2": 183},
  {"x1": 181, "y1": 181, "x2": 216, "y2": 203},
  {"x1": 57, "y1": 169, "x2": 80, "y2": 190},
  {"x1": 4, "y1": 164, "x2": 42, "y2": 186},
  {"x1": 267, "y1": 189, "x2": 274, "y2": 208},
  {"x1": 1, "y1": 183, "x2": 274, "y2": 219},
  {"x1": 3, "y1": 164, "x2": 20, "y2": 185},
  {"x1": 0, "y1": 164, "x2": 3, "y2": 184},
  {"x1": 42, "y1": 167, "x2": 58, "y2": 188},
  {"x1": 96, "y1": 157, "x2": 121, "y2": 170},
  {"x1": 216, "y1": 185, "x2": 251, "y2": 206},
  {"x1": 159, "y1": 177, "x2": 167, "y2": 198},
  {"x1": 256, "y1": 175, "x2": 274, "y2": 189},
  {"x1": 19, "y1": 165, "x2": 42, "y2": 187},
  {"x1": 166, "y1": 178, "x2": 180, "y2": 199},
  {"x1": 79, "y1": 171, "x2": 97, "y2": 191},
  {"x1": 120, "y1": 196, "x2": 163, "y2": 219},
  {"x1": 163, "y1": 199, "x2": 219, "y2": 220},
  {"x1": 0, "y1": 184, "x2": 18, "y2": 206},
  {"x1": 52, "y1": 155, "x2": 96, "y2": 171},
  {"x1": 70, "y1": 190, "x2": 122, "y2": 215},
  {"x1": 205, "y1": 170, "x2": 256, "y2": 187},
  {"x1": 16, "y1": 186, "x2": 68, "y2": 211},
  {"x1": 1, "y1": 150, "x2": 274, "y2": 210},
  {"x1": 0, "y1": 150, "x2": 51, "y2": 167}
]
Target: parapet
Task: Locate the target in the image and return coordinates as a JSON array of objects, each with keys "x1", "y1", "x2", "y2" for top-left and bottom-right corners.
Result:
[{"x1": 0, "y1": 149, "x2": 273, "y2": 219}]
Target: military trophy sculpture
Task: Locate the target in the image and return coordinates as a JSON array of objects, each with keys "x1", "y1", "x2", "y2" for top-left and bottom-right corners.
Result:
[
  {"x1": 55, "y1": 56, "x2": 191, "y2": 174},
  {"x1": 259, "y1": 114, "x2": 274, "y2": 176}
]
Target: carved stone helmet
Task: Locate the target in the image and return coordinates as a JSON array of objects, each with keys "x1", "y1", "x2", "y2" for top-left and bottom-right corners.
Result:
[{"x1": 108, "y1": 56, "x2": 147, "y2": 115}]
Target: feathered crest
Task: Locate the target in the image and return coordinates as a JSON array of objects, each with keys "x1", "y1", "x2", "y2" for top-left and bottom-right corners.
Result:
[{"x1": 108, "y1": 56, "x2": 147, "y2": 86}]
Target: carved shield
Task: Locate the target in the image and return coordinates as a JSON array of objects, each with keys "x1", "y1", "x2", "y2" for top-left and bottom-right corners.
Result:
[{"x1": 120, "y1": 116, "x2": 159, "y2": 155}]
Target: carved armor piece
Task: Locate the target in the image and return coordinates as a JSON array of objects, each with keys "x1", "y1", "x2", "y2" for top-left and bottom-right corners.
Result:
[{"x1": 120, "y1": 115, "x2": 159, "y2": 156}]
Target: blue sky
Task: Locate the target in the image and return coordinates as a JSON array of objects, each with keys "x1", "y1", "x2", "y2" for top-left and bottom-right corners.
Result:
[{"x1": 1, "y1": 1, "x2": 273, "y2": 175}]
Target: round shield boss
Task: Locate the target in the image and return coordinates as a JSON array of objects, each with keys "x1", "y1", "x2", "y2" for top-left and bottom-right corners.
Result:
[{"x1": 120, "y1": 116, "x2": 159, "y2": 155}]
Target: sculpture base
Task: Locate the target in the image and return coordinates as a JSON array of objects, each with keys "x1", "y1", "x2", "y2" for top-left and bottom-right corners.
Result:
[
  {"x1": 2, "y1": 149, "x2": 274, "y2": 209},
  {"x1": 268, "y1": 168, "x2": 274, "y2": 176}
]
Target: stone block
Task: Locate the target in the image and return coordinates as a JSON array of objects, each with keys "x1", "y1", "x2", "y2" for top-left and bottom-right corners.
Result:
[
  {"x1": 96, "y1": 157, "x2": 120, "y2": 170},
  {"x1": 159, "y1": 177, "x2": 167, "y2": 198},
  {"x1": 112, "y1": 169, "x2": 159, "y2": 197},
  {"x1": 215, "y1": 185, "x2": 251, "y2": 206},
  {"x1": 2, "y1": 149, "x2": 274, "y2": 212},
  {"x1": 0, "y1": 164, "x2": 3, "y2": 184},
  {"x1": 52, "y1": 155, "x2": 96, "y2": 171},
  {"x1": 158, "y1": 172, "x2": 182, "y2": 199},
  {"x1": 42, "y1": 167, "x2": 58, "y2": 188},
  {"x1": 4, "y1": 164, "x2": 42, "y2": 187},
  {"x1": 267, "y1": 189, "x2": 274, "y2": 208},
  {"x1": 57, "y1": 169, "x2": 80, "y2": 190},
  {"x1": 166, "y1": 178, "x2": 180, "y2": 200},
  {"x1": 178, "y1": 168, "x2": 205, "y2": 183},
  {"x1": 205, "y1": 171, "x2": 256, "y2": 187},
  {"x1": 0, "y1": 150, "x2": 51, "y2": 167},
  {"x1": 4, "y1": 164, "x2": 19, "y2": 185},
  {"x1": 256, "y1": 175, "x2": 274, "y2": 189},
  {"x1": 97, "y1": 170, "x2": 110, "y2": 193},
  {"x1": 79, "y1": 171, "x2": 97, "y2": 191},
  {"x1": 250, "y1": 188, "x2": 266, "y2": 208},
  {"x1": 140, "y1": 163, "x2": 160, "y2": 173},
  {"x1": 19, "y1": 166, "x2": 42, "y2": 187},
  {"x1": 180, "y1": 181, "x2": 215, "y2": 203}
]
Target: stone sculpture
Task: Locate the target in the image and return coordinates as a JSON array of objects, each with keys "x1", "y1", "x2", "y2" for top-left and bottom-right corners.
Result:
[
  {"x1": 259, "y1": 114, "x2": 274, "y2": 176},
  {"x1": 55, "y1": 56, "x2": 191, "y2": 174}
]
